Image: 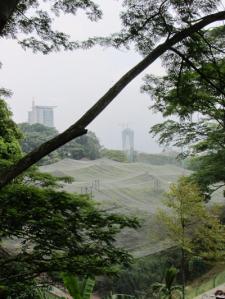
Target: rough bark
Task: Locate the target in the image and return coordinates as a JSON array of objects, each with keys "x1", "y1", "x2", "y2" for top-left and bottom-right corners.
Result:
[
  {"x1": 0, "y1": 0, "x2": 20, "y2": 34},
  {"x1": 0, "y1": 10, "x2": 225, "y2": 189}
]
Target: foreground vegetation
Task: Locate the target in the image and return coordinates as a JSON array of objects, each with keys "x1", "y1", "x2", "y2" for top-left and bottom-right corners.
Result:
[
  {"x1": 1, "y1": 1, "x2": 225, "y2": 298},
  {"x1": 0, "y1": 100, "x2": 139, "y2": 298}
]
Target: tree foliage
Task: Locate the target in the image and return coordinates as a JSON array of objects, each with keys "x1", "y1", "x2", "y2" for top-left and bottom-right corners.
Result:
[
  {"x1": 107, "y1": 252, "x2": 173, "y2": 298},
  {"x1": 158, "y1": 177, "x2": 225, "y2": 261},
  {"x1": 3, "y1": 0, "x2": 222, "y2": 55},
  {"x1": 19, "y1": 123, "x2": 101, "y2": 164},
  {"x1": 19, "y1": 123, "x2": 59, "y2": 165},
  {"x1": 101, "y1": 149, "x2": 128, "y2": 163},
  {"x1": 1, "y1": 0, "x2": 102, "y2": 54},
  {"x1": 141, "y1": 26, "x2": 225, "y2": 198},
  {"x1": 58, "y1": 130, "x2": 101, "y2": 161},
  {"x1": 0, "y1": 99, "x2": 22, "y2": 164},
  {"x1": 90, "y1": 0, "x2": 220, "y2": 54},
  {"x1": 0, "y1": 99, "x2": 139, "y2": 298},
  {"x1": 158, "y1": 177, "x2": 225, "y2": 298},
  {"x1": 61, "y1": 273, "x2": 95, "y2": 299}
]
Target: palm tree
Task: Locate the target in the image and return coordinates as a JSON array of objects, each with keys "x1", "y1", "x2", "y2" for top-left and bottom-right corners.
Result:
[
  {"x1": 152, "y1": 267, "x2": 182, "y2": 299},
  {"x1": 61, "y1": 273, "x2": 95, "y2": 299}
]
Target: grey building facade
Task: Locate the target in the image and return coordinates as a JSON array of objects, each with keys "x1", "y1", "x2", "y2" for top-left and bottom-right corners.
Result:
[{"x1": 28, "y1": 101, "x2": 55, "y2": 127}]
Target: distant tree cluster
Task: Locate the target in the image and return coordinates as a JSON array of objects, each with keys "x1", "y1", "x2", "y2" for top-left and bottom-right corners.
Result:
[
  {"x1": 101, "y1": 149, "x2": 128, "y2": 163},
  {"x1": 19, "y1": 123, "x2": 101, "y2": 165}
]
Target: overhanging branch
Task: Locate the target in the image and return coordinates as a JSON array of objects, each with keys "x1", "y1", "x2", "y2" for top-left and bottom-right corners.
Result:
[
  {"x1": 0, "y1": 0, "x2": 21, "y2": 34},
  {"x1": 1, "y1": 10, "x2": 225, "y2": 189}
]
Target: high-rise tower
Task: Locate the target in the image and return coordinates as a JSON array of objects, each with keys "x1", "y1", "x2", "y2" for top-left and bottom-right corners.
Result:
[
  {"x1": 28, "y1": 101, "x2": 56, "y2": 127},
  {"x1": 122, "y1": 128, "x2": 134, "y2": 162}
]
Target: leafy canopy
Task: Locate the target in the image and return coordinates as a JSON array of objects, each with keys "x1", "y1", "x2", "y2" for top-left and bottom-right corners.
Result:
[
  {"x1": 61, "y1": 273, "x2": 95, "y2": 299},
  {"x1": 141, "y1": 26, "x2": 225, "y2": 198},
  {"x1": 19, "y1": 123, "x2": 101, "y2": 164},
  {"x1": 3, "y1": 0, "x2": 102, "y2": 54},
  {"x1": 3, "y1": 1, "x2": 223, "y2": 55},
  {"x1": 89, "y1": 0, "x2": 221, "y2": 55}
]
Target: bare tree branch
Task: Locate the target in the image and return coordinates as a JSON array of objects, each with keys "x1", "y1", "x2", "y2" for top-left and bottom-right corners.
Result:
[{"x1": 1, "y1": 10, "x2": 225, "y2": 189}]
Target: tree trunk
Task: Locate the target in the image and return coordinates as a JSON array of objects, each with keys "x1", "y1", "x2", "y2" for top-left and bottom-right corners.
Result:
[
  {"x1": 0, "y1": 0, "x2": 21, "y2": 34},
  {"x1": 0, "y1": 10, "x2": 225, "y2": 188}
]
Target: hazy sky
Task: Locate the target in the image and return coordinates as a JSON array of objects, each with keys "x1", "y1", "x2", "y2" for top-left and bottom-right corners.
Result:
[{"x1": 0, "y1": 0, "x2": 167, "y2": 153}]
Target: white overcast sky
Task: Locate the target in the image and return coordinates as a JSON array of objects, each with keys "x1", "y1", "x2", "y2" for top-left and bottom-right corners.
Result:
[{"x1": 0, "y1": 0, "x2": 169, "y2": 153}]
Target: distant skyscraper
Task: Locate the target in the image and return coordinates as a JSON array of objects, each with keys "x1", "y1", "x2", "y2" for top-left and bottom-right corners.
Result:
[
  {"x1": 122, "y1": 128, "x2": 134, "y2": 162},
  {"x1": 28, "y1": 101, "x2": 56, "y2": 127}
]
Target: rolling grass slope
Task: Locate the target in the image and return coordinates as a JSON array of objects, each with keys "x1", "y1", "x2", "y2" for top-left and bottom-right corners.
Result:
[{"x1": 41, "y1": 158, "x2": 189, "y2": 257}]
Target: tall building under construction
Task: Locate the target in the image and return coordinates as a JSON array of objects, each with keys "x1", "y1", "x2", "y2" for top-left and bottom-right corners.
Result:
[
  {"x1": 28, "y1": 101, "x2": 55, "y2": 127},
  {"x1": 122, "y1": 128, "x2": 134, "y2": 162}
]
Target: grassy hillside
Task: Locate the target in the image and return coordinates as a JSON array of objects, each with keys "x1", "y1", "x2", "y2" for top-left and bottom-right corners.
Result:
[{"x1": 41, "y1": 158, "x2": 189, "y2": 257}]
